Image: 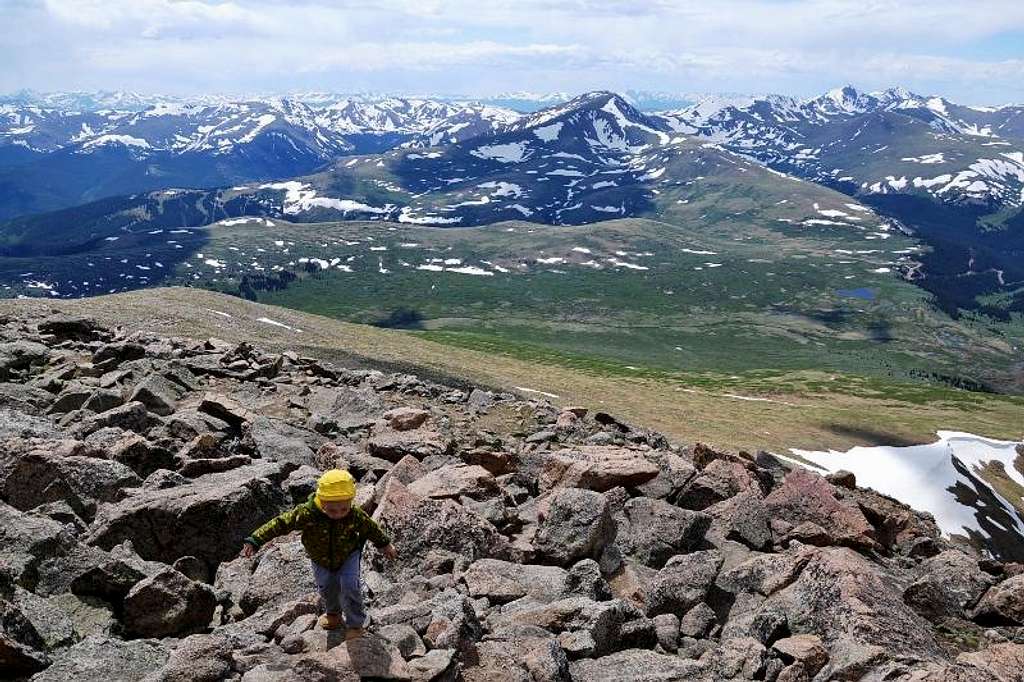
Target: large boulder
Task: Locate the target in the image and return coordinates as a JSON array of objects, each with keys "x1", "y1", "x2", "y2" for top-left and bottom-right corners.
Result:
[
  {"x1": 367, "y1": 427, "x2": 453, "y2": 462},
  {"x1": 903, "y1": 550, "x2": 995, "y2": 620},
  {"x1": 645, "y1": 550, "x2": 724, "y2": 617},
  {"x1": 0, "y1": 408, "x2": 60, "y2": 440},
  {"x1": 676, "y1": 458, "x2": 759, "y2": 511},
  {"x1": 490, "y1": 597, "x2": 635, "y2": 659},
  {"x1": 533, "y1": 488, "x2": 616, "y2": 567},
  {"x1": 86, "y1": 461, "x2": 292, "y2": 567},
  {"x1": 0, "y1": 501, "x2": 80, "y2": 591},
  {"x1": 0, "y1": 449, "x2": 140, "y2": 521},
  {"x1": 972, "y1": 574, "x2": 1024, "y2": 626},
  {"x1": 304, "y1": 385, "x2": 383, "y2": 432},
  {"x1": 129, "y1": 373, "x2": 185, "y2": 417},
  {"x1": 532, "y1": 445, "x2": 659, "y2": 492},
  {"x1": 569, "y1": 649, "x2": 709, "y2": 681},
  {"x1": 619, "y1": 497, "x2": 710, "y2": 568},
  {"x1": 762, "y1": 469, "x2": 877, "y2": 550},
  {"x1": 462, "y1": 559, "x2": 569, "y2": 604},
  {"x1": 242, "y1": 416, "x2": 326, "y2": 468},
  {"x1": 0, "y1": 595, "x2": 51, "y2": 676},
  {"x1": 0, "y1": 340, "x2": 51, "y2": 381},
  {"x1": 407, "y1": 464, "x2": 499, "y2": 500},
  {"x1": 122, "y1": 567, "x2": 217, "y2": 638},
  {"x1": 30, "y1": 634, "x2": 169, "y2": 682},
  {"x1": 370, "y1": 480, "x2": 510, "y2": 579},
  {"x1": 214, "y1": 538, "x2": 317, "y2": 617},
  {"x1": 773, "y1": 547, "x2": 945, "y2": 676}
]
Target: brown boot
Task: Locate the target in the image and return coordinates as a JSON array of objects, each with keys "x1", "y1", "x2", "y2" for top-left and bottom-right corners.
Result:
[{"x1": 319, "y1": 613, "x2": 343, "y2": 630}]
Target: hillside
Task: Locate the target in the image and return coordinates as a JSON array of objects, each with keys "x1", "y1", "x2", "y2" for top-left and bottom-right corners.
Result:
[{"x1": 0, "y1": 299, "x2": 1022, "y2": 680}]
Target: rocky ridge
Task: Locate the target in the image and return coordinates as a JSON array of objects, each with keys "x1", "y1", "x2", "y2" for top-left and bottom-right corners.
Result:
[{"x1": 0, "y1": 310, "x2": 1022, "y2": 681}]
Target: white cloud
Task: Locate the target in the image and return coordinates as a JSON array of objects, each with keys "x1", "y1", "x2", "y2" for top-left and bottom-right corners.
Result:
[{"x1": 1, "y1": 0, "x2": 1021, "y2": 104}]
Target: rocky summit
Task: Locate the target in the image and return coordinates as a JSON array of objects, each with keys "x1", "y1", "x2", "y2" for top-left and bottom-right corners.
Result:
[{"x1": 0, "y1": 309, "x2": 1022, "y2": 682}]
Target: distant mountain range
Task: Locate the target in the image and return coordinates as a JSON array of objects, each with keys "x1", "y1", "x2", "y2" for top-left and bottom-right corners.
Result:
[{"x1": 1, "y1": 85, "x2": 1022, "y2": 319}]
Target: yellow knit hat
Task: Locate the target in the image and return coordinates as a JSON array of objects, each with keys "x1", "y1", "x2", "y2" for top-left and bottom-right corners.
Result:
[{"x1": 316, "y1": 469, "x2": 356, "y2": 503}]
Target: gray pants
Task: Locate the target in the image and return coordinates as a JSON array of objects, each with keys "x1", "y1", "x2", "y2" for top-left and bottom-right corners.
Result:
[{"x1": 311, "y1": 549, "x2": 366, "y2": 627}]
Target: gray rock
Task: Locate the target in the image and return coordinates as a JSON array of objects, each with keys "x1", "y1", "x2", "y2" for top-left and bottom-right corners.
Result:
[
  {"x1": 462, "y1": 559, "x2": 568, "y2": 604},
  {"x1": 369, "y1": 480, "x2": 510, "y2": 580},
  {"x1": 620, "y1": 497, "x2": 710, "y2": 568},
  {"x1": 0, "y1": 408, "x2": 60, "y2": 440},
  {"x1": 122, "y1": 567, "x2": 217, "y2": 638},
  {"x1": 408, "y1": 464, "x2": 499, "y2": 500},
  {"x1": 141, "y1": 634, "x2": 233, "y2": 682},
  {"x1": 1, "y1": 450, "x2": 140, "y2": 521},
  {"x1": 243, "y1": 416, "x2": 326, "y2": 468},
  {"x1": 215, "y1": 539, "x2": 317, "y2": 618},
  {"x1": 0, "y1": 340, "x2": 51, "y2": 381},
  {"x1": 904, "y1": 550, "x2": 995, "y2": 619},
  {"x1": 646, "y1": 550, "x2": 724, "y2": 617},
  {"x1": 569, "y1": 649, "x2": 709, "y2": 681},
  {"x1": 533, "y1": 445, "x2": 660, "y2": 492},
  {"x1": 533, "y1": 488, "x2": 615, "y2": 567},
  {"x1": 87, "y1": 461, "x2": 292, "y2": 567},
  {"x1": 30, "y1": 634, "x2": 169, "y2": 682},
  {"x1": 130, "y1": 373, "x2": 184, "y2": 416},
  {"x1": 81, "y1": 388, "x2": 124, "y2": 414},
  {"x1": 73, "y1": 401, "x2": 152, "y2": 438},
  {"x1": 973, "y1": 574, "x2": 1024, "y2": 626}
]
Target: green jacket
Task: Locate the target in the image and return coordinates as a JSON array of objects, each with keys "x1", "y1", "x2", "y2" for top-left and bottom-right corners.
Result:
[{"x1": 245, "y1": 494, "x2": 390, "y2": 570}]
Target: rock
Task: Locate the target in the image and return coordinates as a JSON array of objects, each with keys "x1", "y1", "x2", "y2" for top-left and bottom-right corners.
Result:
[
  {"x1": 367, "y1": 428, "x2": 453, "y2": 462},
  {"x1": 462, "y1": 559, "x2": 568, "y2": 604},
  {"x1": 0, "y1": 408, "x2": 60, "y2": 440},
  {"x1": 569, "y1": 649, "x2": 708, "y2": 681},
  {"x1": 635, "y1": 451, "x2": 696, "y2": 500},
  {"x1": 677, "y1": 458, "x2": 759, "y2": 510},
  {"x1": 762, "y1": 468, "x2": 877, "y2": 550},
  {"x1": 407, "y1": 464, "x2": 499, "y2": 500},
  {"x1": 491, "y1": 597, "x2": 633, "y2": 658},
  {"x1": 383, "y1": 407, "x2": 429, "y2": 431},
  {"x1": 32, "y1": 635, "x2": 169, "y2": 682},
  {"x1": 129, "y1": 373, "x2": 184, "y2": 416},
  {"x1": 826, "y1": 470, "x2": 857, "y2": 489},
  {"x1": 215, "y1": 539, "x2": 317, "y2": 617},
  {"x1": 772, "y1": 635, "x2": 829, "y2": 677},
  {"x1": 91, "y1": 430, "x2": 176, "y2": 478},
  {"x1": 564, "y1": 559, "x2": 611, "y2": 601},
  {"x1": 122, "y1": 567, "x2": 217, "y2": 638},
  {"x1": 178, "y1": 454, "x2": 253, "y2": 478},
  {"x1": 38, "y1": 316, "x2": 104, "y2": 342},
  {"x1": 951, "y1": 642, "x2": 1024, "y2": 681},
  {"x1": 377, "y1": 623, "x2": 425, "y2": 659},
  {"x1": 904, "y1": 550, "x2": 995, "y2": 619},
  {"x1": 533, "y1": 445, "x2": 659, "y2": 492},
  {"x1": 197, "y1": 392, "x2": 256, "y2": 429},
  {"x1": 69, "y1": 542, "x2": 163, "y2": 601},
  {"x1": 533, "y1": 488, "x2": 615, "y2": 567},
  {"x1": 46, "y1": 593, "x2": 117, "y2": 639},
  {"x1": 973, "y1": 574, "x2": 1024, "y2": 625},
  {"x1": 87, "y1": 461, "x2": 292, "y2": 567},
  {"x1": 0, "y1": 500, "x2": 80, "y2": 591},
  {"x1": 82, "y1": 388, "x2": 124, "y2": 414},
  {"x1": 620, "y1": 497, "x2": 710, "y2": 568},
  {"x1": 646, "y1": 550, "x2": 724, "y2": 617},
  {"x1": 141, "y1": 634, "x2": 233, "y2": 682},
  {"x1": 776, "y1": 547, "x2": 944, "y2": 673},
  {"x1": 0, "y1": 596, "x2": 51, "y2": 675},
  {"x1": 705, "y1": 491, "x2": 773, "y2": 551},
  {"x1": 679, "y1": 602, "x2": 717, "y2": 638},
  {"x1": 370, "y1": 480, "x2": 509, "y2": 579},
  {"x1": 0, "y1": 340, "x2": 51, "y2": 381},
  {"x1": 93, "y1": 342, "x2": 147, "y2": 368},
  {"x1": 1, "y1": 449, "x2": 141, "y2": 521},
  {"x1": 243, "y1": 416, "x2": 325, "y2": 467},
  {"x1": 304, "y1": 385, "x2": 383, "y2": 432},
  {"x1": 653, "y1": 613, "x2": 680, "y2": 652},
  {"x1": 73, "y1": 401, "x2": 152, "y2": 438}
]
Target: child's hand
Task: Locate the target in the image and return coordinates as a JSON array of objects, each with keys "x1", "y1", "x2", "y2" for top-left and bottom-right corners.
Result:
[
  {"x1": 382, "y1": 544, "x2": 399, "y2": 561},
  {"x1": 240, "y1": 543, "x2": 256, "y2": 558}
]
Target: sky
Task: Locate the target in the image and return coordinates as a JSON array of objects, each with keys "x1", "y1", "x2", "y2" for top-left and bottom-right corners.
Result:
[{"x1": 2, "y1": 0, "x2": 1024, "y2": 105}]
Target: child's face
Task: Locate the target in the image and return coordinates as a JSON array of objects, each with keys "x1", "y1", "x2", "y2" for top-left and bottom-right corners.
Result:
[{"x1": 320, "y1": 499, "x2": 353, "y2": 519}]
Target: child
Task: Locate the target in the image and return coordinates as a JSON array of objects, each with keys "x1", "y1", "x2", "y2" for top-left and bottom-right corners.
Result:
[{"x1": 240, "y1": 469, "x2": 398, "y2": 638}]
